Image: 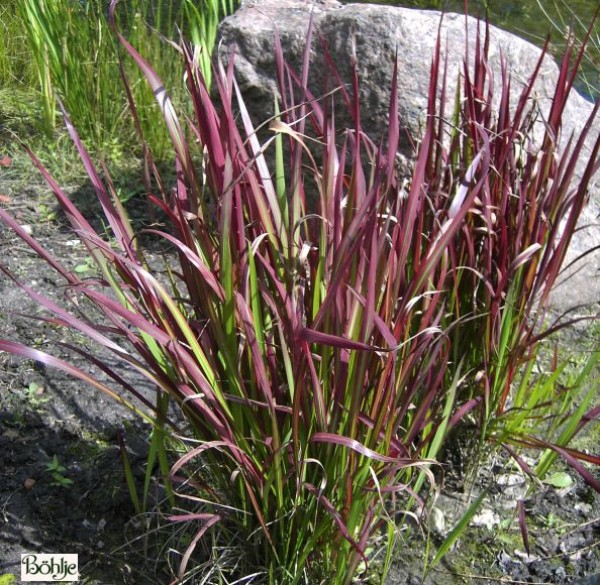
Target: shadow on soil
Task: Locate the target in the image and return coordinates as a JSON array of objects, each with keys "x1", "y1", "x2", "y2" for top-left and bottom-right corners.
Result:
[{"x1": 0, "y1": 400, "x2": 174, "y2": 584}]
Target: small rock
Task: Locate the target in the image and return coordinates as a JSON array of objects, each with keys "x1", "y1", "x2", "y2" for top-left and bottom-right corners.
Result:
[
  {"x1": 82, "y1": 519, "x2": 95, "y2": 530},
  {"x1": 497, "y1": 473, "x2": 524, "y2": 487},
  {"x1": 497, "y1": 550, "x2": 521, "y2": 575},
  {"x1": 21, "y1": 525, "x2": 42, "y2": 548},
  {"x1": 574, "y1": 502, "x2": 593, "y2": 516},
  {"x1": 23, "y1": 478, "x2": 36, "y2": 490},
  {"x1": 513, "y1": 549, "x2": 541, "y2": 563},
  {"x1": 20, "y1": 224, "x2": 33, "y2": 235},
  {"x1": 471, "y1": 508, "x2": 500, "y2": 530},
  {"x1": 428, "y1": 506, "x2": 446, "y2": 536},
  {"x1": 554, "y1": 566, "x2": 567, "y2": 580},
  {"x1": 496, "y1": 472, "x2": 528, "y2": 500}
]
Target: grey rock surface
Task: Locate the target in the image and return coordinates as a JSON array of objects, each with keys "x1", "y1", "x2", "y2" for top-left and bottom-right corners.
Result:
[{"x1": 217, "y1": 0, "x2": 599, "y2": 314}]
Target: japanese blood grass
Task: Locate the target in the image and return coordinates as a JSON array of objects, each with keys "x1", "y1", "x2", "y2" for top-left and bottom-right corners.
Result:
[
  {"x1": 16, "y1": 0, "x2": 236, "y2": 160},
  {"x1": 1, "y1": 11, "x2": 600, "y2": 585},
  {"x1": 430, "y1": 21, "x2": 600, "y2": 484}
]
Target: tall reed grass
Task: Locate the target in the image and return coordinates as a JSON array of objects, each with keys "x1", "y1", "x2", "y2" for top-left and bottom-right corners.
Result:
[
  {"x1": 14, "y1": 0, "x2": 236, "y2": 159},
  {"x1": 0, "y1": 0, "x2": 34, "y2": 87}
]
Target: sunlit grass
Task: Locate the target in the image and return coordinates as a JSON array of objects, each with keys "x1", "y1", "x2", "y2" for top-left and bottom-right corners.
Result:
[
  {"x1": 0, "y1": 3, "x2": 599, "y2": 583},
  {"x1": 7, "y1": 0, "x2": 237, "y2": 163}
]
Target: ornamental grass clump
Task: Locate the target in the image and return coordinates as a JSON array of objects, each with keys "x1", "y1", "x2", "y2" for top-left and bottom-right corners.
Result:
[
  {"x1": 16, "y1": 0, "x2": 235, "y2": 159},
  {"x1": 1, "y1": 6, "x2": 600, "y2": 583},
  {"x1": 423, "y1": 22, "x2": 600, "y2": 475}
]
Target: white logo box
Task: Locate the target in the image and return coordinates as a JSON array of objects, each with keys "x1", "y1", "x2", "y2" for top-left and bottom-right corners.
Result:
[{"x1": 21, "y1": 554, "x2": 79, "y2": 582}]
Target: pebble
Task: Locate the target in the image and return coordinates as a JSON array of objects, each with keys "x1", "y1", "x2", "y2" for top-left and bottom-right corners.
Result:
[
  {"x1": 471, "y1": 507, "x2": 500, "y2": 529},
  {"x1": 554, "y1": 566, "x2": 567, "y2": 580},
  {"x1": 429, "y1": 506, "x2": 446, "y2": 536},
  {"x1": 513, "y1": 549, "x2": 541, "y2": 563}
]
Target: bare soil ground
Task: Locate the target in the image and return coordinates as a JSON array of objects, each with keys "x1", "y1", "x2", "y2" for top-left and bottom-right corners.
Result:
[
  {"x1": 0, "y1": 161, "x2": 599, "y2": 584},
  {"x1": 0, "y1": 171, "x2": 177, "y2": 583}
]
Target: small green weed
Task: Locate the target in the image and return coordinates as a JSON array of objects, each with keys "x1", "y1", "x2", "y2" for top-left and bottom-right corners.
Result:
[
  {"x1": 45, "y1": 455, "x2": 73, "y2": 488},
  {"x1": 73, "y1": 258, "x2": 95, "y2": 275},
  {"x1": 24, "y1": 381, "x2": 49, "y2": 409}
]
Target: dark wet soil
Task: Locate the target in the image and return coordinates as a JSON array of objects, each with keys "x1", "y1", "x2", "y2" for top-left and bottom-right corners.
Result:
[
  {"x1": 0, "y1": 172, "x2": 178, "y2": 583},
  {"x1": 0, "y1": 162, "x2": 599, "y2": 584}
]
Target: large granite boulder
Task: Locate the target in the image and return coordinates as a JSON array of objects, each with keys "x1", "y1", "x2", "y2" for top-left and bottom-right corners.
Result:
[{"x1": 217, "y1": 0, "x2": 599, "y2": 314}]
